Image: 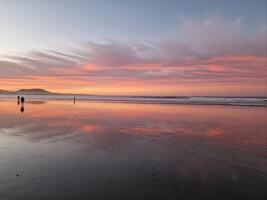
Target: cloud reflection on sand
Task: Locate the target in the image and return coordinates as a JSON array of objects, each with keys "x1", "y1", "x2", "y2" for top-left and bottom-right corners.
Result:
[
  {"x1": 0, "y1": 99, "x2": 266, "y2": 199},
  {"x1": 0, "y1": 99, "x2": 266, "y2": 158}
]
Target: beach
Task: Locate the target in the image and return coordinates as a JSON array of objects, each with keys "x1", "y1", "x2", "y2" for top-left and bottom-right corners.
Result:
[{"x1": 0, "y1": 98, "x2": 266, "y2": 200}]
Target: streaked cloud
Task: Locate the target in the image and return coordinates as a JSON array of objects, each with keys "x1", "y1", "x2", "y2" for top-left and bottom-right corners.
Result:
[{"x1": 0, "y1": 15, "x2": 266, "y2": 95}]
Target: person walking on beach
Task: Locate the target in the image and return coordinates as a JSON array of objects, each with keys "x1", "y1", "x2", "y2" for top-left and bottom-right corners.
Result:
[
  {"x1": 21, "y1": 96, "x2": 25, "y2": 105},
  {"x1": 17, "y1": 96, "x2": 20, "y2": 105},
  {"x1": 74, "y1": 96, "x2": 76, "y2": 104}
]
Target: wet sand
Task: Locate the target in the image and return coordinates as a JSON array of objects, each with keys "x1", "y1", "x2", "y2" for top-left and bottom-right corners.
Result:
[{"x1": 0, "y1": 100, "x2": 266, "y2": 200}]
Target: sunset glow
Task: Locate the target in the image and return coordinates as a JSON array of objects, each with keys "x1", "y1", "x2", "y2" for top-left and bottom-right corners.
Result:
[{"x1": 0, "y1": 0, "x2": 266, "y2": 96}]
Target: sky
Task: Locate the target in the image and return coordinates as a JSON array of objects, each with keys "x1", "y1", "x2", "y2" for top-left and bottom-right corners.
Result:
[{"x1": 0, "y1": 0, "x2": 266, "y2": 96}]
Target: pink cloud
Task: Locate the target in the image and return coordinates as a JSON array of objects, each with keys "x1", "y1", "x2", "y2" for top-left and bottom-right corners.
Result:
[{"x1": 0, "y1": 15, "x2": 266, "y2": 95}]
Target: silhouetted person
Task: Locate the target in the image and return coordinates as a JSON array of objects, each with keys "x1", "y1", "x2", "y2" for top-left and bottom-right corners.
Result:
[
  {"x1": 21, "y1": 96, "x2": 25, "y2": 105},
  {"x1": 17, "y1": 96, "x2": 20, "y2": 105},
  {"x1": 74, "y1": 96, "x2": 76, "y2": 104}
]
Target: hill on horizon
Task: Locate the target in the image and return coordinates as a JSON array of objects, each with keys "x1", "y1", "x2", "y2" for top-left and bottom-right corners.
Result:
[
  {"x1": 0, "y1": 88, "x2": 52, "y2": 95},
  {"x1": 0, "y1": 89, "x2": 11, "y2": 94}
]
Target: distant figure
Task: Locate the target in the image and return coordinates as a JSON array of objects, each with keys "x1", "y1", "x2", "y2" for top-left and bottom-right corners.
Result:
[
  {"x1": 74, "y1": 96, "x2": 76, "y2": 104},
  {"x1": 17, "y1": 96, "x2": 20, "y2": 105},
  {"x1": 21, "y1": 96, "x2": 25, "y2": 105}
]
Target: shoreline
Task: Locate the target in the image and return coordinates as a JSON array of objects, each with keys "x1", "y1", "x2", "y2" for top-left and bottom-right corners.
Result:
[{"x1": 1, "y1": 94, "x2": 267, "y2": 107}]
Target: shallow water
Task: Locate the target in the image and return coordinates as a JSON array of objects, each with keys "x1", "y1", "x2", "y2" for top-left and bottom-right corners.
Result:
[
  {"x1": 0, "y1": 100, "x2": 266, "y2": 200},
  {"x1": 1, "y1": 94, "x2": 267, "y2": 106}
]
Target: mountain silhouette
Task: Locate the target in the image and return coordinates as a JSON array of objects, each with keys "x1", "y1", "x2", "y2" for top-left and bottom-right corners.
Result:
[
  {"x1": 0, "y1": 89, "x2": 11, "y2": 94},
  {"x1": 16, "y1": 88, "x2": 52, "y2": 95},
  {"x1": 0, "y1": 88, "x2": 52, "y2": 95}
]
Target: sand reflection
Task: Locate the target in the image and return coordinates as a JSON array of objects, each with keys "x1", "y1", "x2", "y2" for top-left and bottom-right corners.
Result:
[
  {"x1": 0, "y1": 99, "x2": 266, "y2": 200},
  {"x1": 0, "y1": 100, "x2": 266, "y2": 152}
]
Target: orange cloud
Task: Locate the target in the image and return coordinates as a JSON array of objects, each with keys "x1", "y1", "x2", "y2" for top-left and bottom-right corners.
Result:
[{"x1": 0, "y1": 26, "x2": 266, "y2": 96}]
